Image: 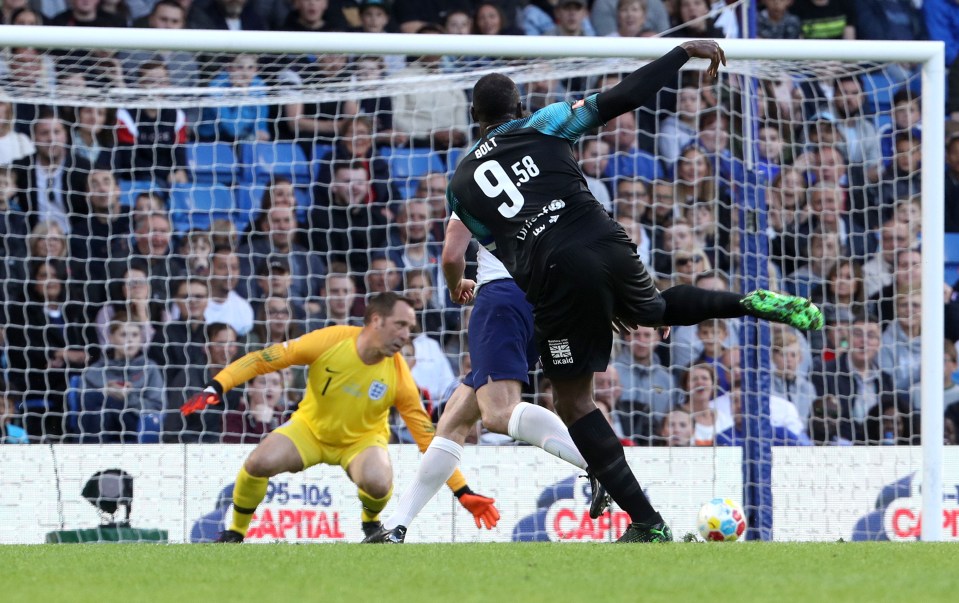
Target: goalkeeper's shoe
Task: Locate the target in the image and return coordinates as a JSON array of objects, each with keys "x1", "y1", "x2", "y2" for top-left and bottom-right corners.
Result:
[
  {"x1": 361, "y1": 521, "x2": 383, "y2": 539},
  {"x1": 215, "y1": 529, "x2": 245, "y2": 543},
  {"x1": 361, "y1": 525, "x2": 406, "y2": 544},
  {"x1": 586, "y1": 473, "x2": 611, "y2": 519},
  {"x1": 740, "y1": 290, "x2": 824, "y2": 331},
  {"x1": 617, "y1": 520, "x2": 673, "y2": 543}
]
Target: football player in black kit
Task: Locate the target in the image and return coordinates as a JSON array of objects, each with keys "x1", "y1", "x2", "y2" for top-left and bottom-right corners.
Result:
[{"x1": 447, "y1": 40, "x2": 824, "y2": 542}]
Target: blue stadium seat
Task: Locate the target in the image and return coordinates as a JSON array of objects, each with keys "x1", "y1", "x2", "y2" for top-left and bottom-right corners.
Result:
[
  {"x1": 239, "y1": 141, "x2": 312, "y2": 187},
  {"x1": 389, "y1": 147, "x2": 444, "y2": 199},
  {"x1": 119, "y1": 179, "x2": 159, "y2": 207},
  {"x1": 137, "y1": 412, "x2": 162, "y2": 444},
  {"x1": 186, "y1": 142, "x2": 238, "y2": 185},
  {"x1": 234, "y1": 183, "x2": 310, "y2": 228},
  {"x1": 945, "y1": 234, "x2": 959, "y2": 283},
  {"x1": 168, "y1": 183, "x2": 235, "y2": 233},
  {"x1": 445, "y1": 147, "x2": 465, "y2": 175}
]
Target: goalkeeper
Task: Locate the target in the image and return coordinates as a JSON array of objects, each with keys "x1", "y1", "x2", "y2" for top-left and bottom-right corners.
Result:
[{"x1": 182, "y1": 292, "x2": 499, "y2": 542}]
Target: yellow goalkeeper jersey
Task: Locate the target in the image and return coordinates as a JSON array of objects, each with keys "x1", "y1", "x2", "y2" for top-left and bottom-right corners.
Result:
[{"x1": 213, "y1": 325, "x2": 467, "y2": 490}]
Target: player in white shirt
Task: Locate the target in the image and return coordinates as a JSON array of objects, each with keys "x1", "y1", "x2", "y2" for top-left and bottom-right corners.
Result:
[{"x1": 364, "y1": 214, "x2": 607, "y2": 543}]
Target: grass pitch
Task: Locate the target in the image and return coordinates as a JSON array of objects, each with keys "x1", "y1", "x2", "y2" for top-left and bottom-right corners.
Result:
[{"x1": 3, "y1": 542, "x2": 956, "y2": 603}]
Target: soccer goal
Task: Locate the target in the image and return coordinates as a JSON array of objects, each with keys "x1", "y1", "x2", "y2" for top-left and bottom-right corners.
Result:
[{"x1": 0, "y1": 24, "x2": 947, "y2": 543}]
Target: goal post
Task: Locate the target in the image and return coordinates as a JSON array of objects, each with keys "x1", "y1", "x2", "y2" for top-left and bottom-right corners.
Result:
[{"x1": 0, "y1": 24, "x2": 947, "y2": 542}]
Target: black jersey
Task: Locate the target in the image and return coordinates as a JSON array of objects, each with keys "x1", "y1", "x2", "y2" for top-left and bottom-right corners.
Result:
[{"x1": 448, "y1": 94, "x2": 619, "y2": 294}]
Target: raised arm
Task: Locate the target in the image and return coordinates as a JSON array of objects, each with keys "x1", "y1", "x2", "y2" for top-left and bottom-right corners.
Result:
[{"x1": 595, "y1": 41, "x2": 725, "y2": 124}]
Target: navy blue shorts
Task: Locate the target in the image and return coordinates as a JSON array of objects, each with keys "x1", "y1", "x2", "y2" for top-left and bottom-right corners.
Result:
[{"x1": 462, "y1": 279, "x2": 538, "y2": 391}]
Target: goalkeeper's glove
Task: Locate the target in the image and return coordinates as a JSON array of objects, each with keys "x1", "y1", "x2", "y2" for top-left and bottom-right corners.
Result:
[
  {"x1": 454, "y1": 486, "x2": 500, "y2": 529},
  {"x1": 181, "y1": 381, "x2": 224, "y2": 416}
]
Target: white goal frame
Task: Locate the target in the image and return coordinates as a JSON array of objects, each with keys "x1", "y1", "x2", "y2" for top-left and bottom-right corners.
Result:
[{"x1": 0, "y1": 25, "x2": 946, "y2": 541}]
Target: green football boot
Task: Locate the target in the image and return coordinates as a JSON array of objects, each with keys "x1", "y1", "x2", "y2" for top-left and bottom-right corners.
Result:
[
  {"x1": 617, "y1": 520, "x2": 673, "y2": 543},
  {"x1": 740, "y1": 289, "x2": 824, "y2": 331}
]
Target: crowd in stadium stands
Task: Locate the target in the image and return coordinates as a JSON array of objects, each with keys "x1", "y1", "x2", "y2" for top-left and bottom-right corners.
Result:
[{"x1": 0, "y1": 0, "x2": 958, "y2": 448}]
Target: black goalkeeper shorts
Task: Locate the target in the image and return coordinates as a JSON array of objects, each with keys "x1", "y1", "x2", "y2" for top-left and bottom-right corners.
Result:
[{"x1": 532, "y1": 236, "x2": 664, "y2": 380}]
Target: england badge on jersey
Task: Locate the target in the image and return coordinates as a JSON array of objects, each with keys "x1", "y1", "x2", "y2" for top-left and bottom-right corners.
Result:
[{"x1": 369, "y1": 380, "x2": 388, "y2": 401}]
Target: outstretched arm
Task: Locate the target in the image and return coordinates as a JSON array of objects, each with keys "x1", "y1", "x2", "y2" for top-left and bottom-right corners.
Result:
[
  {"x1": 442, "y1": 215, "x2": 477, "y2": 305},
  {"x1": 595, "y1": 40, "x2": 726, "y2": 123}
]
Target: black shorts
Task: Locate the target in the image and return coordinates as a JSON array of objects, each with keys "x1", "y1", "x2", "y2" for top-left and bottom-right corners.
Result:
[{"x1": 532, "y1": 236, "x2": 664, "y2": 380}]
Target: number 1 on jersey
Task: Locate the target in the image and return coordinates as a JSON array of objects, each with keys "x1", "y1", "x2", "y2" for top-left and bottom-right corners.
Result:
[{"x1": 474, "y1": 159, "x2": 525, "y2": 217}]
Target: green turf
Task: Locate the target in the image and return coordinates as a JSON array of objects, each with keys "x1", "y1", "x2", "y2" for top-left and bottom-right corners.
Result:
[{"x1": 3, "y1": 542, "x2": 957, "y2": 603}]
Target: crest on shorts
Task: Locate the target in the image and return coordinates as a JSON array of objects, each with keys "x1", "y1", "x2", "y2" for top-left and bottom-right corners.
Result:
[{"x1": 368, "y1": 380, "x2": 388, "y2": 401}]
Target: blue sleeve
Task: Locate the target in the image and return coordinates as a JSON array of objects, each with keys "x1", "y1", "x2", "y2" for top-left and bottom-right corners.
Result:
[{"x1": 527, "y1": 96, "x2": 603, "y2": 143}]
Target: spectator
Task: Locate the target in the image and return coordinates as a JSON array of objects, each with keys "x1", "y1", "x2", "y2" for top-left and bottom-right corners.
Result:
[
  {"x1": 655, "y1": 408, "x2": 693, "y2": 446},
  {"x1": 308, "y1": 161, "x2": 388, "y2": 275},
  {"x1": 656, "y1": 82, "x2": 704, "y2": 166},
  {"x1": 880, "y1": 89, "x2": 922, "y2": 168},
  {"x1": 812, "y1": 315, "x2": 897, "y2": 442},
  {"x1": 612, "y1": 326, "x2": 677, "y2": 435},
  {"x1": 785, "y1": 229, "x2": 841, "y2": 300},
  {"x1": 48, "y1": 0, "x2": 126, "y2": 27},
  {"x1": 69, "y1": 168, "x2": 131, "y2": 301},
  {"x1": 8, "y1": 6, "x2": 42, "y2": 25},
  {"x1": 12, "y1": 109, "x2": 91, "y2": 233},
  {"x1": 771, "y1": 329, "x2": 817, "y2": 421},
  {"x1": 593, "y1": 0, "x2": 669, "y2": 35},
  {"x1": 758, "y1": 0, "x2": 801, "y2": 39},
  {"x1": 833, "y1": 75, "x2": 884, "y2": 222},
  {"x1": 120, "y1": 1, "x2": 199, "y2": 91},
  {"x1": 357, "y1": 0, "x2": 397, "y2": 37},
  {"x1": 315, "y1": 116, "x2": 391, "y2": 205},
  {"x1": 594, "y1": 366, "x2": 634, "y2": 444},
  {"x1": 165, "y1": 322, "x2": 241, "y2": 442},
  {"x1": 855, "y1": 0, "x2": 924, "y2": 42},
  {"x1": 678, "y1": 363, "x2": 729, "y2": 446},
  {"x1": 946, "y1": 134, "x2": 959, "y2": 234},
  {"x1": 305, "y1": 272, "x2": 363, "y2": 330},
  {"x1": 365, "y1": 253, "x2": 402, "y2": 296},
  {"x1": 110, "y1": 212, "x2": 186, "y2": 303},
  {"x1": 412, "y1": 172, "x2": 449, "y2": 242},
  {"x1": 696, "y1": 109, "x2": 740, "y2": 185},
  {"x1": 923, "y1": 0, "x2": 959, "y2": 122},
  {"x1": 0, "y1": 100, "x2": 35, "y2": 163},
  {"x1": 797, "y1": 182, "x2": 868, "y2": 259},
  {"x1": 350, "y1": 55, "x2": 399, "y2": 139},
  {"x1": 205, "y1": 245, "x2": 255, "y2": 336},
  {"x1": 602, "y1": 112, "x2": 663, "y2": 185},
  {"x1": 405, "y1": 285, "x2": 458, "y2": 400},
  {"x1": 944, "y1": 341, "x2": 959, "y2": 411},
  {"x1": 70, "y1": 106, "x2": 113, "y2": 166},
  {"x1": 114, "y1": 61, "x2": 189, "y2": 185},
  {"x1": 238, "y1": 203, "x2": 326, "y2": 309},
  {"x1": 78, "y1": 315, "x2": 165, "y2": 443},
  {"x1": 605, "y1": 0, "x2": 655, "y2": 37},
  {"x1": 474, "y1": 2, "x2": 523, "y2": 35},
  {"x1": 150, "y1": 276, "x2": 210, "y2": 383},
  {"x1": 443, "y1": 6, "x2": 471, "y2": 35},
  {"x1": 663, "y1": 269, "x2": 740, "y2": 372},
  {"x1": 861, "y1": 217, "x2": 916, "y2": 298},
  {"x1": 694, "y1": 319, "x2": 733, "y2": 394},
  {"x1": 878, "y1": 133, "x2": 921, "y2": 208},
  {"x1": 864, "y1": 393, "x2": 917, "y2": 445},
  {"x1": 386, "y1": 198, "x2": 445, "y2": 301},
  {"x1": 178, "y1": 228, "x2": 214, "y2": 278},
  {"x1": 392, "y1": 0, "x2": 470, "y2": 34},
  {"x1": 391, "y1": 25, "x2": 470, "y2": 151},
  {"x1": 221, "y1": 371, "x2": 285, "y2": 443},
  {"x1": 768, "y1": 166, "x2": 808, "y2": 278},
  {"x1": 249, "y1": 295, "x2": 303, "y2": 348},
  {"x1": 809, "y1": 259, "x2": 866, "y2": 365},
  {"x1": 576, "y1": 137, "x2": 613, "y2": 212},
  {"x1": 94, "y1": 263, "x2": 165, "y2": 346},
  {"x1": 651, "y1": 217, "x2": 694, "y2": 280},
  {"x1": 877, "y1": 288, "x2": 922, "y2": 393},
  {"x1": 667, "y1": 0, "x2": 726, "y2": 37},
  {"x1": 1, "y1": 48, "x2": 56, "y2": 133},
  {"x1": 807, "y1": 394, "x2": 852, "y2": 445},
  {"x1": 615, "y1": 214, "x2": 652, "y2": 268},
  {"x1": 247, "y1": 257, "x2": 304, "y2": 319},
  {"x1": 1, "y1": 0, "x2": 29, "y2": 23},
  {"x1": 612, "y1": 177, "x2": 651, "y2": 222},
  {"x1": 4, "y1": 258, "x2": 94, "y2": 441},
  {"x1": 277, "y1": 52, "x2": 357, "y2": 147},
  {"x1": 0, "y1": 166, "x2": 29, "y2": 304},
  {"x1": 188, "y1": 0, "x2": 267, "y2": 30},
  {"x1": 715, "y1": 386, "x2": 812, "y2": 446},
  {"x1": 791, "y1": 0, "x2": 856, "y2": 39},
  {"x1": 871, "y1": 247, "x2": 921, "y2": 326},
  {"x1": 547, "y1": 0, "x2": 594, "y2": 36},
  {"x1": 403, "y1": 267, "x2": 458, "y2": 344},
  {"x1": 197, "y1": 53, "x2": 271, "y2": 143}
]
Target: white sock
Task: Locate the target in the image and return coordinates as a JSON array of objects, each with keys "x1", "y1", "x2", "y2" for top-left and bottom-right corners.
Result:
[
  {"x1": 507, "y1": 402, "x2": 588, "y2": 471},
  {"x1": 384, "y1": 436, "x2": 463, "y2": 530}
]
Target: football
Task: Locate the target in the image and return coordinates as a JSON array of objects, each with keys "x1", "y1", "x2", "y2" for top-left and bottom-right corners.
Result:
[{"x1": 697, "y1": 498, "x2": 747, "y2": 542}]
